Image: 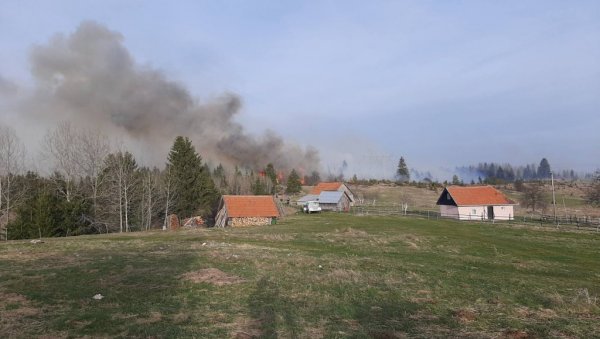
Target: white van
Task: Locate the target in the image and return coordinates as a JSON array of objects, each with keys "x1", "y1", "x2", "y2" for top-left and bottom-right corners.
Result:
[{"x1": 303, "y1": 201, "x2": 322, "y2": 214}]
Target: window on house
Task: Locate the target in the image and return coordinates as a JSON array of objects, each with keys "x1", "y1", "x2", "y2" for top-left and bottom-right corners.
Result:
[
  {"x1": 472, "y1": 209, "x2": 477, "y2": 215},
  {"x1": 447, "y1": 193, "x2": 451, "y2": 200}
]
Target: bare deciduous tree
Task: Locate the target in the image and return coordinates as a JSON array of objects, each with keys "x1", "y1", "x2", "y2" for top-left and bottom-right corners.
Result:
[
  {"x1": 162, "y1": 166, "x2": 176, "y2": 230},
  {"x1": 42, "y1": 122, "x2": 80, "y2": 202},
  {"x1": 102, "y1": 151, "x2": 139, "y2": 232},
  {"x1": 0, "y1": 125, "x2": 25, "y2": 240},
  {"x1": 521, "y1": 183, "x2": 548, "y2": 212},
  {"x1": 75, "y1": 128, "x2": 110, "y2": 219},
  {"x1": 139, "y1": 167, "x2": 161, "y2": 231}
]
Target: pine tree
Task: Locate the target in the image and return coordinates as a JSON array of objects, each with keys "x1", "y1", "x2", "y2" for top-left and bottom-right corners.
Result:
[
  {"x1": 396, "y1": 157, "x2": 410, "y2": 182},
  {"x1": 167, "y1": 136, "x2": 218, "y2": 218},
  {"x1": 251, "y1": 177, "x2": 267, "y2": 195},
  {"x1": 305, "y1": 171, "x2": 321, "y2": 186},
  {"x1": 537, "y1": 158, "x2": 551, "y2": 179},
  {"x1": 452, "y1": 175, "x2": 461, "y2": 185},
  {"x1": 212, "y1": 163, "x2": 228, "y2": 193},
  {"x1": 286, "y1": 169, "x2": 302, "y2": 194},
  {"x1": 265, "y1": 163, "x2": 277, "y2": 185}
]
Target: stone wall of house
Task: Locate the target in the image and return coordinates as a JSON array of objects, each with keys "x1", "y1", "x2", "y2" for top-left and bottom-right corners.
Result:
[{"x1": 228, "y1": 217, "x2": 272, "y2": 227}]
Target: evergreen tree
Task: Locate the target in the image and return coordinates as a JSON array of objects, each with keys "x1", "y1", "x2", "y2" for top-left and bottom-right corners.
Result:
[
  {"x1": 167, "y1": 136, "x2": 217, "y2": 218},
  {"x1": 251, "y1": 177, "x2": 268, "y2": 195},
  {"x1": 286, "y1": 169, "x2": 302, "y2": 194},
  {"x1": 305, "y1": 171, "x2": 321, "y2": 186},
  {"x1": 212, "y1": 163, "x2": 228, "y2": 193},
  {"x1": 265, "y1": 163, "x2": 277, "y2": 185},
  {"x1": 7, "y1": 172, "x2": 91, "y2": 239},
  {"x1": 396, "y1": 157, "x2": 410, "y2": 182},
  {"x1": 452, "y1": 175, "x2": 461, "y2": 185},
  {"x1": 537, "y1": 158, "x2": 551, "y2": 179}
]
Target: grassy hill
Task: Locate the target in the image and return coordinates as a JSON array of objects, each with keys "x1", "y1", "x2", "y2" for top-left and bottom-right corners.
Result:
[
  {"x1": 1, "y1": 213, "x2": 599, "y2": 338},
  {"x1": 346, "y1": 182, "x2": 599, "y2": 217}
]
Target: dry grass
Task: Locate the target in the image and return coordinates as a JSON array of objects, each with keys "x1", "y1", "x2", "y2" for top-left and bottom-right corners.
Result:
[
  {"x1": 1, "y1": 213, "x2": 599, "y2": 337},
  {"x1": 180, "y1": 268, "x2": 244, "y2": 286},
  {"x1": 350, "y1": 183, "x2": 441, "y2": 210},
  {"x1": 0, "y1": 289, "x2": 42, "y2": 337}
]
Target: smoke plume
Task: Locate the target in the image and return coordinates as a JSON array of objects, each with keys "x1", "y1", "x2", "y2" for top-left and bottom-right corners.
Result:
[
  {"x1": 0, "y1": 75, "x2": 18, "y2": 97},
  {"x1": 19, "y1": 21, "x2": 319, "y2": 172}
]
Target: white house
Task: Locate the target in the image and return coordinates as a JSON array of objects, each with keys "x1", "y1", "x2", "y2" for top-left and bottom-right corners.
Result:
[{"x1": 436, "y1": 186, "x2": 516, "y2": 220}]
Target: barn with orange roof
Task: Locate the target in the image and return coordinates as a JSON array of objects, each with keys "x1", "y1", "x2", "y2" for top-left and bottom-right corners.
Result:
[
  {"x1": 436, "y1": 186, "x2": 516, "y2": 220},
  {"x1": 215, "y1": 195, "x2": 280, "y2": 227}
]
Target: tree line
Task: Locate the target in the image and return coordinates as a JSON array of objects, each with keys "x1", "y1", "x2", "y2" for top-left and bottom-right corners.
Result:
[
  {"x1": 455, "y1": 158, "x2": 582, "y2": 184},
  {"x1": 0, "y1": 123, "x2": 310, "y2": 240}
]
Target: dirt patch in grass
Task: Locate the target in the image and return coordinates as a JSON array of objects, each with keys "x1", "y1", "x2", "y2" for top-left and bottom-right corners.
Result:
[
  {"x1": 228, "y1": 316, "x2": 263, "y2": 339},
  {"x1": 324, "y1": 269, "x2": 364, "y2": 284},
  {"x1": 502, "y1": 329, "x2": 531, "y2": 339},
  {"x1": 337, "y1": 227, "x2": 369, "y2": 237},
  {"x1": 261, "y1": 234, "x2": 295, "y2": 241},
  {"x1": 180, "y1": 268, "x2": 244, "y2": 286},
  {"x1": 0, "y1": 290, "x2": 42, "y2": 337},
  {"x1": 454, "y1": 308, "x2": 477, "y2": 323},
  {"x1": 135, "y1": 311, "x2": 163, "y2": 324}
]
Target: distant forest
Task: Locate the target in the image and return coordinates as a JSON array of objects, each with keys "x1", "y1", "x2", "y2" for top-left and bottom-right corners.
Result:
[{"x1": 455, "y1": 158, "x2": 589, "y2": 184}]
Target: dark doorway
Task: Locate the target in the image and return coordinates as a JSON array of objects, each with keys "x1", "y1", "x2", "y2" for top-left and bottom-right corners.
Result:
[{"x1": 487, "y1": 206, "x2": 494, "y2": 220}]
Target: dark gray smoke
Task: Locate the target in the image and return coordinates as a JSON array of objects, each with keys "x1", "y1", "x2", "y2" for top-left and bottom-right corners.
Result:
[{"x1": 21, "y1": 21, "x2": 319, "y2": 172}]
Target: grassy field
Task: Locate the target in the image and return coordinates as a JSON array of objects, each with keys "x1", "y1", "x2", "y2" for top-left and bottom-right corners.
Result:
[
  {"x1": 347, "y1": 182, "x2": 600, "y2": 217},
  {"x1": 1, "y1": 214, "x2": 600, "y2": 338}
]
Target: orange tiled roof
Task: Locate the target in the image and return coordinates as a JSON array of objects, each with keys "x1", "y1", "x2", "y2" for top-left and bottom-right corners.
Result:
[
  {"x1": 310, "y1": 182, "x2": 343, "y2": 194},
  {"x1": 446, "y1": 186, "x2": 515, "y2": 206},
  {"x1": 222, "y1": 195, "x2": 279, "y2": 218}
]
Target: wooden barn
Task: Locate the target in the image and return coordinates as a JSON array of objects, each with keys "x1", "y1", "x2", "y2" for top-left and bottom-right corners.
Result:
[
  {"x1": 317, "y1": 191, "x2": 352, "y2": 212},
  {"x1": 436, "y1": 186, "x2": 516, "y2": 220},
  {"x1": 215, "y1": 195, "x2": 280, "y2": 227},
  {"x1": 310, "y1": 182, "x2": 356, "y2": 206}
]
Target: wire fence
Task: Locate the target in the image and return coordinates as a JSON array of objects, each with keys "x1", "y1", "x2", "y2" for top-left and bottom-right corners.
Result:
[{"x1": 349, "y1": 205, "x2": 600, "y2": 232}]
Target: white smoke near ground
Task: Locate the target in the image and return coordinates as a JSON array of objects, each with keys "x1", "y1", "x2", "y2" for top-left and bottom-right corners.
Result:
[{"x1": 15, "y1": 21, "x2": 319, "y2": 172}]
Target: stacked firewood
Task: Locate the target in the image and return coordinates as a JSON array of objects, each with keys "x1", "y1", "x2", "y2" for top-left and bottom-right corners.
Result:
[
  {"x1": 229, "y1": 217, "x2": 272, "y2": 227},
  {"x1": 182, "y1": 216, "x2": 205, "y2": 228},
  {"x1": 168, "y1": 214, "x2": 180, "y2": 230}
]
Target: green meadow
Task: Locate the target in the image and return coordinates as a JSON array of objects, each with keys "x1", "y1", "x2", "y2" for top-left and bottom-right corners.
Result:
[{"x1": 1, "y1": 213, "x2": 599, "y2": 338}]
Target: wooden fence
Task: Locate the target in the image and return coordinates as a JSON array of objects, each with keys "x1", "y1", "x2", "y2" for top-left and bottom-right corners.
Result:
[{"x1": 350, "y1": 205, "x2": 600, "y2": 232}]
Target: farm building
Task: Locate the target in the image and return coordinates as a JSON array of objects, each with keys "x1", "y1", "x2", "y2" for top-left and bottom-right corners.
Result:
[
  {"x1": 296, "y1": 194, "x2": 319, "y2": 206},
  {"x1": 317, "y1": 191, "x2": 352, "y2": 212},
  {"x1": 297, "y1": 190, "x2": 353, "y2": 212},
  {"x1": 436, "y1": 186, "x2": 516, "y2": 220},
  {"x1": 215, "y1": 195, "x2": 280, "y2": 227},
  {"x1": 310, "y1": 182, "x2": 356, "y2": 206}
]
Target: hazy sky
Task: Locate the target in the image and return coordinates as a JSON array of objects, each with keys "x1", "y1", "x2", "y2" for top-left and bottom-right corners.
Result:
[{"x1": 1, "y1": 1, "x2": 599, "y2": 178}]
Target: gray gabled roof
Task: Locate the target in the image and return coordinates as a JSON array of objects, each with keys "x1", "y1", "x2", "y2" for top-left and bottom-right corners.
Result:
[
  {"x1": 298, "y1": 194, "x2": 319, "y2": 203},
  {"x1": 318, "y1": 191, "x2": 345, "y2": 204}
]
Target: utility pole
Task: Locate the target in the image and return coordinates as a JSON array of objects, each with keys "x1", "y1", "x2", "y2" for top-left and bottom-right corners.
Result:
[{"x1": 551, "y1": 172, "x2": 557, "y2": 226}]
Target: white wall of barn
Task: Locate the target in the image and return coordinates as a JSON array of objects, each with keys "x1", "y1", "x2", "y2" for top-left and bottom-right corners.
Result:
[
  {"x1": 457, "y1": 206, "x2": 486, "y2": 220},
  {"x1": 440, "y1": 205, "x2": 515, "y2": 220},
  {"x1": 492, "y1": 205, "x2": 514, "y2": 220},
  {"x1": 440, "y1": 205, "x2": 459, "y2": 219}
]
